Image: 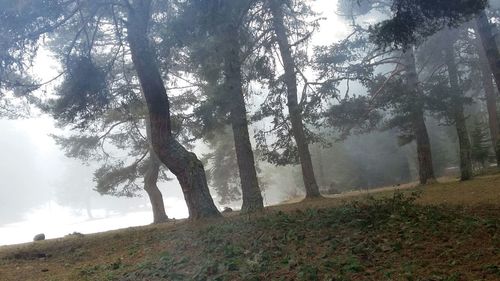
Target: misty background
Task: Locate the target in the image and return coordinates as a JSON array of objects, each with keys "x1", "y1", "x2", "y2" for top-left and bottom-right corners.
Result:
[
  {"x1": 0, "y1": 0, "x2": 345, "y2": 245},
  {"x1": 0, "y1": 0, "x2": 484, "y2": 245}
]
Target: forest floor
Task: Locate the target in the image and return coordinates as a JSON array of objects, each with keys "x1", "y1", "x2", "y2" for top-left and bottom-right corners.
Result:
[{"x1": 1, "y1": 171, "x2": 499, "y2": 281}]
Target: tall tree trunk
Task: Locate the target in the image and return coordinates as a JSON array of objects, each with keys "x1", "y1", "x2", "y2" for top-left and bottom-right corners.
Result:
[
  {"x1": 454, "y1": 109, "x2": 474, "y2": 180},
  {"x1": 126, "y1": 0, "x2": 220, "y2": 220},
  {"x1": 269, "y1": 0, "x2": 321, "y2": 198},
  {"x1": 403, "y1": 48, "x2": 436, "y2": 184},
  {"x1": 444, "y1": 38, "x2": 473, "y2": 181},
  {"x1": 224, "y1": 25, "x2": 264, "y2": 213},
  {"x1": 144, "y1": 155, "x2": 169, "y2": 224},
  {"x1": 473, "y1": 23, "x2": 500, "y2": 165},
  {"x1": 143, "y1": 118, "x2": 169, "y2": 224},
  {"x1": 476, "y1": 11, "x2": 500, "y2": 94},
  {"x1": 414, "y1": 112, "x2": 436, "y2": 183}
]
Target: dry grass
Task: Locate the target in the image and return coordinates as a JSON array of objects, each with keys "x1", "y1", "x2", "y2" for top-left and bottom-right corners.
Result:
[
  {"x1": 0, "y1": 172, "x2": 499, "y2": 281},
  {"x1": 278, "y1": 173, "x2": 500, "y2": 210}
]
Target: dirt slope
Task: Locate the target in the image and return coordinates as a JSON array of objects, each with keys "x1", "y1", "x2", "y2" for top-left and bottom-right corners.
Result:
[{"x1": 1, "y1": 174, "x2": 499, "y2": 280}]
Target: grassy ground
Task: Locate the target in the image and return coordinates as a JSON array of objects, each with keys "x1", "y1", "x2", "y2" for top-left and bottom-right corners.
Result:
[{"x1": 0, "y1": 173, "x2": 499, "y2": 281}]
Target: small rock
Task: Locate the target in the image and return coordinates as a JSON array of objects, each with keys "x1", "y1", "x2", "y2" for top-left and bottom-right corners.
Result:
[
  {"x1": 41, "y1": 268, "x2": 49, "y2": 272},
  {"x1": 33, "y1": 233, "x2": 45, "y2": 241},
  {"x1": 222, "y1": 207, "x2": 233, "y2": 213}
]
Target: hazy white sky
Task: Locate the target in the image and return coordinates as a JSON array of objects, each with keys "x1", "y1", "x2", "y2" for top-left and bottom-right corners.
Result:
[{"x1": 0, "y1": 0, "x2": 345, "y2": 245}]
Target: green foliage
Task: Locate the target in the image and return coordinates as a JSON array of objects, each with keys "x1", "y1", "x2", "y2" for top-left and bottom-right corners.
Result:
[
  {"x1": 483, "y1": 264, "x2": 500, "y2": 277},
  {"x1": 123, "y1": 252, "x2": 188, "y2": 281},
  {"x1": 0, "y1": 0, "x2": 70, "y2": 82},
  {"x1": 251, "y1": 0, "x2": 325, "y2": 166},
  {"x1": 325, "y1": 95, "x2": 382, "y2": 139},
  {"x1": 470, "y1": 120, "x2": 490, "y2": 167},
  {"x1": 369, "y1": 0, "x2": 487, "y2": 48},
  {"x1": 202, "y1": 127, "x2": 242, "y2": 205},
  {"x1": 425, "y1": 75, "x2": 472, "y2": 124},
  {"x1": 313, "y1": 12, "x2": 425, "y2": 144},
  {"x1": 49, "y1": 56, "x2": 110, "y2": 129},
  {"x1": 51, "y1": 135, "x2": 101, "y2": 162},
  {"x1": 78, "y1": 258, "x2": 124, "y2": 281},
  {"x1": 115, "y1": 190, "x2": 499, "y2": 280},
  {"x1": 313, "y1": 31, "x2": 376, "y2": 88},
  {"x1": 1, "y1": 0, "x2": 188, "y2": 202},
  {"x1": 422, "y1": 29, "x2": 475, "y2": 127},
  {"x1": 93, "y1": 161, "x2": 145, "y2": 197}
]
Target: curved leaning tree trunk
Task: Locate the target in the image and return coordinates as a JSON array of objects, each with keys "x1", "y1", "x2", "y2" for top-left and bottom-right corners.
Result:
[
  {"x1": 444, "y1": 39, "x2": 473, "y2": 181},
  {"x1": 224, "y1": 25, "x2": 264, "y2": 213},
  {"x1": 126, "y1": 0, "x2": 220, "y2": 220},
  {"x1": 474, "y1": 14, "x2": 500, "y2": 165},
  {"x1": 403, "y1": 48, "x2": 436, "y2": 185},
  {"x1": 269, "y1": 0, "x2": 321, "y2": 198}
]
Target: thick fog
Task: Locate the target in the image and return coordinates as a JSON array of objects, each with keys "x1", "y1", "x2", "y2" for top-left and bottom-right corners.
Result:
[
  {"x1": 0, "y1": 0, "x2": 348, "y2": 246},
  {"x1": 0, "y1": 118, "x2": 190, "y2": 244},
  {"x1": 2, "y1": 0, "x2": 493, "y2": 246}
]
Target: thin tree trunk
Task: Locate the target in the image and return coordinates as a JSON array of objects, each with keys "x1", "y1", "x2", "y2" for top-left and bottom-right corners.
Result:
[
  {"x1": 403, "y1": 48, "x2": 436, "y2": 184},
  {"x1": 224, "y1": 25, "x2": 264, "y2": 213},
  {"x1": 444, "y1": 38, "x2": 473, "y2": 181},
  {"x1": 473, "y1": 23, "x2": 500, "y2": 165},
  {"x1": 126, "y1": 0, "x2": 220, "y2": 220},
  {"x1": 269, "y1": 0, "x2": 321, "y2": 198},
  {"x1": 144, "y1": 155, "x2": 169, "y2": 224},
  {"x1": 454, "y1": 110, "x2": 474, "y2": 180},
  {"x1": 143, "y1": 118, "x2": 169, "y2": 224}
]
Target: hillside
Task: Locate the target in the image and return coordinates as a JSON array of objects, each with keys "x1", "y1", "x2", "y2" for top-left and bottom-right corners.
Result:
[{"x1": 1, "y1": 173, "x2": 499, "y2": 281}]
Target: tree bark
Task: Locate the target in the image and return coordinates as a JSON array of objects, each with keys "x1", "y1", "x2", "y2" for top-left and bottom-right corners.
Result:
[
  {"x1": 444, "y1": 38, "x2": 473, "y2": 181},
  {"x1": 143, "y1": 118, "x2": 169, "y2": 224},
  {"x1": 403, "y1": 48, "x2": 436, "y2": 184},
  {"x1": 126, "y1": 0, "x2": 220, "y2": 220},
  {"x1": 414, "y1": 112, "x2": 436, "y2": 184},
  {"x1": 269, "y1": 0, "x2": 321, "y2": 198},
  {"x1": 473, "y1": 23, "x2": 500, "y2": 165},
  {"x1": 224, "y1": 25, "x2": 264, "y2": 213},
  {"x1": 143, "y1": 154, "x2": 169, "y2": 224},
  {"x1": 476, "y1": 11, "x2": 500, "y2": 95},
  {"x1": 454, "y1": 110, "x2": 474, "y2": 181}
]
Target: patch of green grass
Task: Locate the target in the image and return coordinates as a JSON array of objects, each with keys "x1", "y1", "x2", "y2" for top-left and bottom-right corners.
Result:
[
  {"x1": 483, "y1": 264, "x2": 500, "y2": 276},
  {"x1": 116, "y1": 190, "x2": 497, "y2": 280},
  {"x1": 132, "y1": 252, "x2": 188, "y2": 280}
]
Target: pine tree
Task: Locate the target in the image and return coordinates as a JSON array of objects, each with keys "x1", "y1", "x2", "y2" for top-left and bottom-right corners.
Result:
[
  {"x1": 175, "y1": 0, "x2": 265, "y2": 212},
  {"x1": 0, "y1": 0, "x2": 222, "y2": 220},
  {"x1": 470, "y1": 120, "x2": 491, "y2": 169}
]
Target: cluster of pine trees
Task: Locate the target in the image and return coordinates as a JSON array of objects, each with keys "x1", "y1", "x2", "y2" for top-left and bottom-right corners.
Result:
[{"x1": 0, "y1": 0, "x2": 497, "y2": 222}]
